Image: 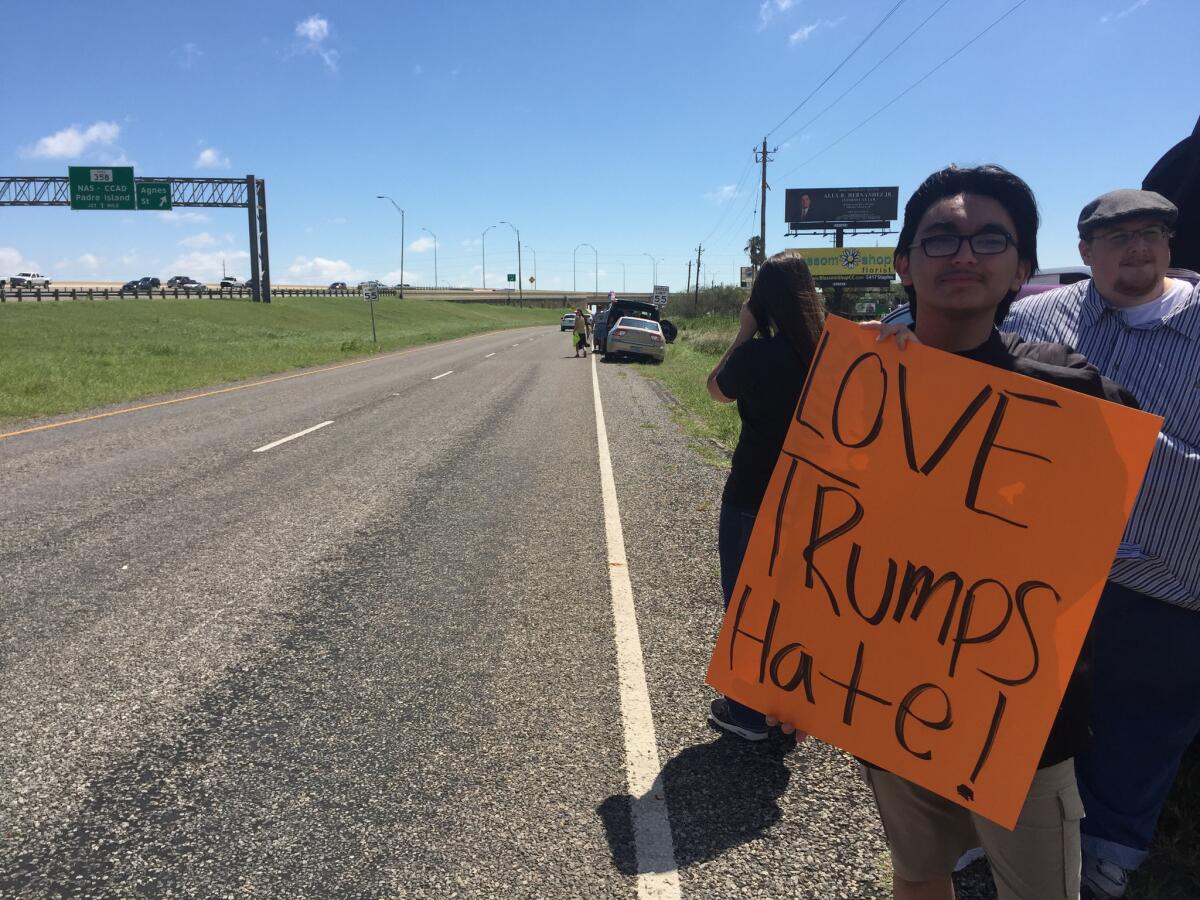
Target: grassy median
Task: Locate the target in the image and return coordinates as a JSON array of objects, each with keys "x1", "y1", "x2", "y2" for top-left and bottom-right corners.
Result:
[
  {"x1": 0, "y1": 295, "x2": 558, "y2": 423},
  {"x1": 636, "y1": 311, "x2": 1199, "y2": 900}
]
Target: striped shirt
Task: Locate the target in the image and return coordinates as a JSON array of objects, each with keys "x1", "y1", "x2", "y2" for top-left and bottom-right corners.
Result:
[{"x1": 1004, "y1": 275, "x2": 1200, "y2": 610}]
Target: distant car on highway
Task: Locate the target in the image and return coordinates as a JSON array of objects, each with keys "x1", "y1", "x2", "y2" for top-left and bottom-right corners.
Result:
[
  {"x1": 604, "y1": 316, "x2": 666, "y2": 363},
  {"x1": 219, "y1": 276, "x2": 245, "y2": 289},
  {"x1": 561, "y1": 312, "x2": 576, "y2": 331},
  {"x1": 594, "y1": 299, "x2": 667, "y2": 354},
  {"x1": 166, "y1": 275, "x2": 202, "y2": 289},
  {"x1": 329, "y1": 281, "x2": 348, "y2": 290},
  {"x1": 9, "y1": 272, "x2": 50, "y2": 288}
]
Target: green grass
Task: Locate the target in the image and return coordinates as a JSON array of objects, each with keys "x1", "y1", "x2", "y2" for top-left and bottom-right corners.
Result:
[
  {"x1": 630, "y1": 313, "x2": 742, "y2": 458},
  {"x1": 639, "y1": 312, "x2": 1200, "y2": 900},
  {"x1": 0, "y1": 295, "x2": 559, "y2": 423}
]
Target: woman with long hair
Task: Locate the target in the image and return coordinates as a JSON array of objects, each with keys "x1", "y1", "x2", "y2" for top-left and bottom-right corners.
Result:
[{"x1": 704, "y1": 251, "x2": 825, "y2": 740}]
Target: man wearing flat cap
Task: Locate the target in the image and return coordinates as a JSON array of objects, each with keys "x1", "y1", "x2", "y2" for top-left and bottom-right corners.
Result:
[{"x1": 1005, "y1": 190, "x2": 1200, "y2": 899}]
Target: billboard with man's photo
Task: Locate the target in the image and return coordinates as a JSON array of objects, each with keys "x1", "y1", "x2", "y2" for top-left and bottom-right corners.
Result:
[{"x1": 785, "y1": 187, "x2": 899, "y2": 229}]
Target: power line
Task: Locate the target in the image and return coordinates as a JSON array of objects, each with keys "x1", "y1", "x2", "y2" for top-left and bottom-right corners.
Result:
[
  {"x1": 764, "y1": 0, "x2": 909, "y2": 140},
  {"x1": 776, "y1": 0, "x2": 1030, "y2": 183},
  {"x1": 775, "y1": 0, "x2": 952, "y2": 150},
  {"x1": 699, "y1": 150, "x2": 758, "y2": 245}
]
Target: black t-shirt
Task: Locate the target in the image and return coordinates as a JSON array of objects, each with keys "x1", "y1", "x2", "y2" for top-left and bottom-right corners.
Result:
[
  {"x1": 943, "y1": 328, "x2": 1137, "y2": 768},
  {"x1": 716, "y1": 333, "x2": 812, "y2": 511}
]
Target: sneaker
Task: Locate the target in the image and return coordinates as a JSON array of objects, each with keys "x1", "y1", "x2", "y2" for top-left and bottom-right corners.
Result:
[
  {"x1": 708, "y1": 698, "x2": 768, "y2": 742},
  {"x1": 1081, "y1": 857, "x2": 1130, "y2": 899},
  {"x1": 954, "y1": 847, "x2": 986, "y2": 872}
]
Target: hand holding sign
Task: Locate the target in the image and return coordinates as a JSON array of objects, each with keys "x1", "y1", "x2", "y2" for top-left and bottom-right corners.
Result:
[{"x1": 707, "y1": 316, "x2": 1160, "y2": 827}]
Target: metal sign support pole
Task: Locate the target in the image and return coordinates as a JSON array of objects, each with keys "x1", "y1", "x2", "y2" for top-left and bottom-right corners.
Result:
[
  {"x1": 246, "y1": 175, "x2": 262, "y2": 302},
  {"x1": 256, "y1": 179, "x2": 272, "y2": 304}
]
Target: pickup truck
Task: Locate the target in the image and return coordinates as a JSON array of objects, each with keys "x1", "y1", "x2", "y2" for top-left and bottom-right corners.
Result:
[
  {"x1": 8, "y1": 272, "x2": 51, "y2": 288},
  {"x1": 167, "y1": 275, "x2": 203, "y2": 289}
]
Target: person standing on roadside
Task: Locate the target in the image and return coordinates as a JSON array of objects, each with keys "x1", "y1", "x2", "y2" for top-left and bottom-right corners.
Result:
[
  {"x1": 1003, "y1": 190, "x2": 1200, "y2": 900},
  {"x1": 789, "y1": 164, "x2": 1136, "y2": 900},
  {"x1": 704, "y1": 252, "x2": 825, "y2": 741},
  {"x1": 572, "y1": 307, "x2": 589, "y2": 357}
]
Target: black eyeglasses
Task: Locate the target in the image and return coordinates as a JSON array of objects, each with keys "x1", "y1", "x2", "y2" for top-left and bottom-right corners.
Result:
[{"x1": 911, "y1": 232, "x2": 1016, "y2": 258}]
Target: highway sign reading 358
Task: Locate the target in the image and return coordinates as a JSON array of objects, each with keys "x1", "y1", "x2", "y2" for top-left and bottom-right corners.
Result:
[{"x1": 69, "y1": 167, "x2": 135, "y2": 211}]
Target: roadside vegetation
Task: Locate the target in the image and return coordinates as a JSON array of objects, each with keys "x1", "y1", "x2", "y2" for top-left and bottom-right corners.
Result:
[
  {"x1": 0, "y1": 295, "x2": 558, "y2": 423},
  {"x1": 634, "y1": 287, "x2": 1199, "y2": 900}
]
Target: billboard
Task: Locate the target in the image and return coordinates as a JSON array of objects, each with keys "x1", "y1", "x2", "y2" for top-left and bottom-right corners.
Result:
[
  {"x1": 740, "y1": 266, "x2": 755, "y2": 288},
  {"x1": 794, "y1": 246, "x2": 896, "y2": 287},
  {"x1": 785, "y1": 187, "x2": 899, "y2": 229}
]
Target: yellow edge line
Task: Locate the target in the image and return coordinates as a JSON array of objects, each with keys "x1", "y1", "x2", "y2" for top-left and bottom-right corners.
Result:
[{"x1": 0, "y1": 329, "x2": 532, "y2": 442}]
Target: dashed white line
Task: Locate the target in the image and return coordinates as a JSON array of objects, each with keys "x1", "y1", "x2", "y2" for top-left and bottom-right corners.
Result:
[
  {"x1": 431, "y1": 370, "x2": 454, "y2": 380},
  {"x1": 485, "y1": 352, "x2": 496, "y2": 358},
  {"x1": 590, "y1": 353, "x2": 680, "y2": 899},
  {"x1": 252, "y1": 420, "x2": 334, "y2": 453}
]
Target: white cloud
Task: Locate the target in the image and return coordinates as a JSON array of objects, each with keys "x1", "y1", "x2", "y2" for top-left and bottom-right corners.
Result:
[
  {"x1": 759, "y1": 0, "x2": 797, "y2": 29},
  {"x1": 178, "y1": 43, "x2": 202, "y2": 68},
  {"x1": 413, "y1": 63, "x2": 424, "y2": 76},
  {"x1": 179, "y1": 232, "x2": 221, "y2": 249},
  {"x1": 166, "y1": 250, "x2": 251, "y2": 281},
  {"x1": 25, "y1": 121, "x2": 120, "y2": 159},
  {"x1": 295, "y1": 15, "x2": 339, "y2": 72},
  {"x1": 285, "y1": 255, "x2": 365, "y2": 284},
  {"x1": 195, "y1": 147, "x2": 231, "y2": 169},
  {"x1": 408, "y1": 236, "x2": 436, "y2": 253},
  {"x1": 157, "y1": 211, "x2": 210, "y2": 224},
  {"x1": 382, "y1": 269, "x2": 416, "y2": 284},
  {"x1": 789, "y1": 17, "x2": 844, "y2": 44},
  {"x1": 705, "y1": 184, "x2": 739, "y2": 203},
  {"x1": 0, "y1": 247, "x2": 39, "y2": 272},
  {"x1": 77, "y1": 253, "x2": 101, "y2": 270},
  {"x1": 1101, "y1": 0, "x2": 1151, "y2": 22}
]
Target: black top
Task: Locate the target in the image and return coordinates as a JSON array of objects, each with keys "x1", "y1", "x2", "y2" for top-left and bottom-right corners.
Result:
[
  {"x1": 716, "y1": 333, "x2": 812, "y2": 511},
  {"x1": 947, "y1": 328, "x2": 1136, "y2": 768}
]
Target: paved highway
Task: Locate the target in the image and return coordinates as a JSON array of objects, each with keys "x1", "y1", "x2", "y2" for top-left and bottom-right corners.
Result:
[{"x1": 0, "y1": 327, "x2": 899, "y2": 898}]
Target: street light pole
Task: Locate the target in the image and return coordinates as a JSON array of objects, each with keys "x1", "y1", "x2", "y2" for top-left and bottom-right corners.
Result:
[
  {"x1": 500, "y1": 221, "x2": 522, "y2": 303},
  {"x1": 482, "y1": 224, "x2": 496, "y2": 289},
  {"x1": 642, "y1": 252, "x2": 657, "y2": 290},
  {"x1": 421, "y1": 227, "x2": 438, "y2": 289},
  {"x1": 376, "y1": 195, "x2": 405, "y2": 298}
]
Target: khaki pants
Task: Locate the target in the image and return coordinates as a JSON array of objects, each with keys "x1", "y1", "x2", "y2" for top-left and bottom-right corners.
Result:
[{"x1": 862, "y1": 759, "x2": 1084, "y2": 900}]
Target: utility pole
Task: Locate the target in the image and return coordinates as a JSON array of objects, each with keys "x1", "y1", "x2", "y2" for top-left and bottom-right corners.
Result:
[
  {"x1": 693, "y1": 244, "x2": 702, "y2": 315},
  {"x1": 756, "y1": 139, "x2": 774, "y2": 267},
  {"x1": 686, "y1": 259, "x2": 692, "y2": 294}
]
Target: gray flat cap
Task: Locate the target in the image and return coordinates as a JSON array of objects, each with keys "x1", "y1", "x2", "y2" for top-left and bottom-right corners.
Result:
[{"x1": 1078, "y1": 189, "x2": 1178, "y2": 237}]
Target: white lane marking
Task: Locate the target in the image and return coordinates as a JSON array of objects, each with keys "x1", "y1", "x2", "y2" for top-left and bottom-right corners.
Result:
[
  {"x1": 511, "y1": 343, "x2": 520, "y2": 347},
  {"x1": 590, "y1": 353, "x2": 680, "y2": 899},
  {"x1": 431, "y1": 370, "x2": 454, "y2": 380},
  {"x1": 252, "y1": 420, "x2": 333, "y2": 453},
  {"x1": 485, "y1": 352, "x2": 496, "y2": 358}
]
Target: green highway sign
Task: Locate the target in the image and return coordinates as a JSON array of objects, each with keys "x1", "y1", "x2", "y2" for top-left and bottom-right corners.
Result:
[
  {"x1": 135, "y1": 181, "x2": 172, "y2": 211},
  {"x1": 69, "y1": 166, "x2": 135, "y2": 210},
  {"x1": 507, "y1": 273, "x2": 516, "y2": 282}
]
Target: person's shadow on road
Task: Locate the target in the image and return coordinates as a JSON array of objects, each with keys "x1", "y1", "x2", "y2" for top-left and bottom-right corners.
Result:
[{"x1": 597, "y1": 729, "x2": 796, "y2": 874}]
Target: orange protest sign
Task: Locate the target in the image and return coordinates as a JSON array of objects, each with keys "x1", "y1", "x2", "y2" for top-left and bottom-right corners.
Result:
[{"x1": 706, "y1": 316, "x2": 1162, "y2": 828}]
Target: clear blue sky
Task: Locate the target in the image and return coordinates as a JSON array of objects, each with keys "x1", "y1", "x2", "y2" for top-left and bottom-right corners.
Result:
[{"x1": 2, "y1": 0, "x2": 1195, "y2": 290}]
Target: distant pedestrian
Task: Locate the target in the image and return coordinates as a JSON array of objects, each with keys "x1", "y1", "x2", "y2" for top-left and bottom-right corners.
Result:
[
  {"x1": 704, "y1": 251, "x2": 825, "y2": 740},
  {"x1": 573, "y1": 307, "x2": 589, "y2": 357}
]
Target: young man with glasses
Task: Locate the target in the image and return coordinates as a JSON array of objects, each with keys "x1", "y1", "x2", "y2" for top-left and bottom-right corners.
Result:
[
  {"x1": 834, "y1": 164, "x2": 1136, "y2": 900},
  {"x1": 1003, "y1": 190, "x2": 1200, "y2": 900}
]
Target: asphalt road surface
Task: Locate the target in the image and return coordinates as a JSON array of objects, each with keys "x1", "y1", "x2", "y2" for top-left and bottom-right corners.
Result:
[{"x1": 0, "y1": 326, "x2": 951, "y2": 898}]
